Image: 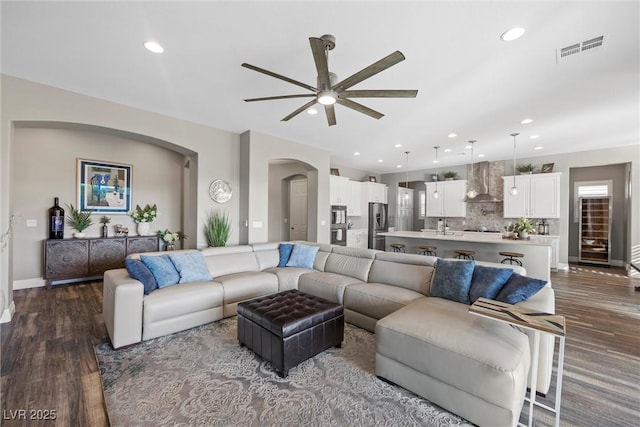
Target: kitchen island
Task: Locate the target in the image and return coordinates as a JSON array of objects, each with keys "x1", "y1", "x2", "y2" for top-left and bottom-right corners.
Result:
[{"x1": 379, "y1": 230, "x2": 553, "y2": 281}]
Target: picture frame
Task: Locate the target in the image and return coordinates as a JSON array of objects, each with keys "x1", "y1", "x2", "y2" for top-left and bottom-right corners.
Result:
[
  {"x1": 541, "y1": 163, "x2": 555, "y2": 173},
  {"x1": 78, "y1": 158, "x2": 132, "y2": 214},
  {"x1": 368, "y1": 176, "x2": 377, "y2": 182},
  {"x1": 330, "y1": 168, "x2": 340, "y2": 176}
]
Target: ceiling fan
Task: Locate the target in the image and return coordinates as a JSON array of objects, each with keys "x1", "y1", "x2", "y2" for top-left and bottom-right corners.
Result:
[{"x1": 242, "y1": 34, "x2": 418, "y2": 126}]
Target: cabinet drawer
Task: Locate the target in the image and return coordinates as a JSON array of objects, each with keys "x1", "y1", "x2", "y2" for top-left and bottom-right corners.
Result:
[
  {"x1": 127, "y1": 236, "x2": 159, "y2": 254},
  {"x1": 44, "y1": 240, "x2": 89, "y2": 280},
  {"x1": 89, "y1": 238, "x2": 127, "y2": 274}
]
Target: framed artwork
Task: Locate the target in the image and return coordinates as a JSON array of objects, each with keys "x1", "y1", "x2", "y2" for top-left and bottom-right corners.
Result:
[
  {"x1": 369, "y1": 176, "x2": 377, "y2": 182},
  {"x1": 77, "y1": 159, "x2": 131, "y2": 214},
  {"x1": 330, "y1": 168, "x2": 340, "y2": 176},
  {"x1": 541, "y1": 163, "x2": 555, "y2": 173}
]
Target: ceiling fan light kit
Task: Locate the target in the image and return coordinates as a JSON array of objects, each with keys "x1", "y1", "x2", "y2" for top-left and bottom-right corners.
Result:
[{"x1": 242, "y1": 34, "x2": 418, "y2": 126}]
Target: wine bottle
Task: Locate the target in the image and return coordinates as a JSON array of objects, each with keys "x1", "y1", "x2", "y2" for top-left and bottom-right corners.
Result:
[{"x1": 49, "y1": 197, "x2": 65, "y2": 239}]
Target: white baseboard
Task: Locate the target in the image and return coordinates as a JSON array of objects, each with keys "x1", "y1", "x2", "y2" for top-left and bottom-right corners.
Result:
[
  {"x1": 0, "y1": 300, "x2": 15, "y2": 323},
  {"x1": 13, "y1": 278, "x2": 46, "y2": 290}
]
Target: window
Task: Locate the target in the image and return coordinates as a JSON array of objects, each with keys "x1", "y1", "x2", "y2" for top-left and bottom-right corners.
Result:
[
  {"x1": 574, "y1": 180, "x2": 611, "y2": 222},
  {"x1": 419, "y1": 190, "x2": 426, "y2": 218}
]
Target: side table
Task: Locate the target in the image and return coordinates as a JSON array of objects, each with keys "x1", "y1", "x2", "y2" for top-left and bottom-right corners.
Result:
[{"x1": 469, "y1": 297, "x2": 566, "y2": 427}]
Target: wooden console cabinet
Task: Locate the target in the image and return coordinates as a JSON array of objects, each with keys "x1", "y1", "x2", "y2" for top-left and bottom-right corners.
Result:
[{"x1": 44, "y1": 236, "x2": 158, "y2": 286}]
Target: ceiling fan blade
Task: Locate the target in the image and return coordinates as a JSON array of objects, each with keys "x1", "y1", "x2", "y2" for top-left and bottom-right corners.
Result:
[
  {"x1": 341, "y1": 89, "x2": 418, "y2": 98},
  {"x1": 241, "y1": 63, "x2": 317, "y2": 93},
  {"x1": 310, "y1": 37, "x2": 331, "y2": 89},
  {"x1": 334, "y1": 51, "x2": 406, "y2": 92},
  {"x1": 244, "y1": 94, "x2": 316, "y2": 102},
  {"x1": 324, "y1": 104, "x2": 337, "y2": 126},
  {"x1": 336, "y1": 98, "x2": 384, "y2": 120},
  {"x1": 281, "y1": 99, "x2": 318, "y2": 122}
]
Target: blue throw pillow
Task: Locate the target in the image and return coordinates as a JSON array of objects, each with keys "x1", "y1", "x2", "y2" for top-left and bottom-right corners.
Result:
[
  {"x1": 430, "y1": 259, "x2": 475, "y2": 304},
  {"x1": 286, "y1": 243, "x2": 320, "y2": 269},
  {"x1": 168, "y1": 252, "x2": 213, "y2": 284},
  {"x1": 278, "y1": 243, "x2": 294, "y2": 267},
  {"x1": 469, "y1": 265, "x2": 514, "y2": 303},
  {"x1": 140, "y1": 255, "x2": 180, "y2": 289},
  {"x1": 496, "y1": 273, "x2": 547, "y2": 304},
  {"x1": 125, "y1": 258, "x2": 158, "y2": 295}
]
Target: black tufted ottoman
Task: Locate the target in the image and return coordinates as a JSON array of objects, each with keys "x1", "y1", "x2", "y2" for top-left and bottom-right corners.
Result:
[{"x1": 237, "y1": 289, "x2": 344, "y2": 377}]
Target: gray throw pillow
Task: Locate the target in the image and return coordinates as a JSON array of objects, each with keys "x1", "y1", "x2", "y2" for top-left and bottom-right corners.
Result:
[{"x1": 430, "y1": 259, "x2": 475, "y2": 304}]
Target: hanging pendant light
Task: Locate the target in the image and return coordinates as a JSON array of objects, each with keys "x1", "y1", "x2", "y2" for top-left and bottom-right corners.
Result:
[
  {"x1": 404, "y1": 151, "x2": 410, "y2": 200},
  {"x1": 466, "y1": 140, "x2": 477, "y2": 199},
  {"x1": 433, "y1": 146, "x2": 440, "y2": 199},
  {"x1": 509, "y1": 133, "x2": 519, "y2": 196}
]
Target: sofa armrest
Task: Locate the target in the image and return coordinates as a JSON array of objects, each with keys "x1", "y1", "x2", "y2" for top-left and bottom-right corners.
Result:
[{"x1": 103, "y1": 268, "x2": 144, "y2": 349}]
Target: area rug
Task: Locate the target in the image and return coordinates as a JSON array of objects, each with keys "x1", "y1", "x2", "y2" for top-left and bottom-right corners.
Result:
[{"x1": 96, "y1": 318, "x2": 473, "y2": 427}]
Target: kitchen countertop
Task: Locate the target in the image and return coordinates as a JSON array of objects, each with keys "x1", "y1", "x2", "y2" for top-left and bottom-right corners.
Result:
[{"x1": 379, "y1": 230, "x2": 556, "y2": 247}]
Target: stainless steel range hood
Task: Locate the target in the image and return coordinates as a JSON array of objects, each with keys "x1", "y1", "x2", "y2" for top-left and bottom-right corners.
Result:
[{"x1": 464, "y1": 161, "x2": 502, "y2": 203}]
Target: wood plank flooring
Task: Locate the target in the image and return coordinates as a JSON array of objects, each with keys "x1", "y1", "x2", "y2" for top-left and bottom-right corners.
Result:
[{"x1": 1, "y1": 264, "x2": 639, "y2": 426}]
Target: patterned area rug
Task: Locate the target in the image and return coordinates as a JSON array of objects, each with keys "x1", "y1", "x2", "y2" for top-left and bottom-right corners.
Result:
[{"x1": 96, "y1": 318, "x2": 473, "y2": 427}]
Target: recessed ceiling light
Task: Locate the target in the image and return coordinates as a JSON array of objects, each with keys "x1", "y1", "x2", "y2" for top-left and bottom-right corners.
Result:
[
  {"x1": 529, "y1": 135, "x2": 540, "y2": 139},
  {"x1": 307, "y1": 108, "x2": 318, "y2": 115},
  {"x1": 353, "y1": 152, "x2": 360, "y2": 156},
  {"x1": 432, "y1": 159, "x2": 439, "y2": 164},
  {"x1": 448, "y1": 133, "x2": 457, "y2": 138},
  {"x1": 478, "y1": 154, "x2": 486, "y2": 158},
  {"x1": 534, "y1": 146, "x2": 544, "y2": 150},
  {"x1": 397, "y1": 165, "x2": 402, "y2": 168},
  {"x1": 144, "y1": 40, "x2": 164, "y2": 53},
  {"x1": 501, "y1": 27, "x2": 525, "y2": 42},
  {"x1": 394, "y1": 144, "x2": 403, "y2": 148},
  {"x1": 444, "y1": 148, "x2": 452, "y2": 153},
  {"x1": 464, "y1": 145, "x2": 472, "y2": 149},
  {"x1": 521, "y1": 118, "x2": 533, "y2": 124},
  {"x1": 377, "y1": 159, "x2": 383, "y2": 163}
]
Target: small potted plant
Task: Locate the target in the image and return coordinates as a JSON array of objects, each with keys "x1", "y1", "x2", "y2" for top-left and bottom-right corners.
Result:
[
  {"x1": 130, "y1": 203, "x2": 157, "y2": 236},
  {"x1": 66, "y1": 204, "x2": 93, "y2": 238},
  {"x1": 443, "y1": 171, "x2": 458, "y2": 181},
  {"x1": 204, "y1": 211, "x2": 231, "y2": 247},
  {"x1": 513, "y1": 217, "x2": 535, "y2": 239},
  {"x1": 517, "y1": 164, "x2": 534, "y2": 174},
  {"x1": 157, "y1": 229, "x2": 184, "y2": 251},
  {"x1": 99, "y1": 215, "x2": 111, "y2": 238}
]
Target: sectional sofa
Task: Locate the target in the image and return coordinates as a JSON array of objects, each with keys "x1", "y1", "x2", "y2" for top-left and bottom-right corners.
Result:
[{"x1": 103, "y1": 242, "x2": 555, "y2": 427}]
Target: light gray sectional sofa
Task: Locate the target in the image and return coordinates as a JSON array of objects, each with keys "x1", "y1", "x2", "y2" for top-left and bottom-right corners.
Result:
[{"x1": 103, "y1": 241, "x2": 555, "y2": 427}]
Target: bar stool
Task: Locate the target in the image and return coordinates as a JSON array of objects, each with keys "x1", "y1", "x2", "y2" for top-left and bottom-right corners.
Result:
[
  {"x1": 454, "y1": 249, "x2": 475, "y2": 260},
  {"x1": 390, "y1": 243, "x2": 405, "y2": 253},
  {"x1": 500, "y1": 251, "x2": 524, "y2": 266},
  {"x1": 418, "y1": 245, "x2": 437, "y2": 256}
]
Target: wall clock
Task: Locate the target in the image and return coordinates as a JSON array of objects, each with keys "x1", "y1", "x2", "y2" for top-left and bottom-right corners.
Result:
[{"x1": 209, "y1": 179, "x2": 232, "y2": 203}]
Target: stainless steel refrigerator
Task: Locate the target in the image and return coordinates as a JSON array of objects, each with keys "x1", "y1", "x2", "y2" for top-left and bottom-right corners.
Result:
[{"x1": 368, "y1": 202, "x2": 388, "y2": 250}]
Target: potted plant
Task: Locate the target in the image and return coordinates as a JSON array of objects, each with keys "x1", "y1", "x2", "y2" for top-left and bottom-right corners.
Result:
[
  {"x1": 204, "y1": 211, "x2": 231, "y2": 247},
  {"x1": 443, "y1": 171, "x2": 458, "y2": 181},
  {"x1": 66, "y1": 204, "x2": 93, "y2": 238},
  {"x1": 517, "y1": 164, "x2": 534, "y2": 174},
  {"x1": 157, "y1": 229, "x2": 184, "y2": 251},
  {"x1": 130, "y1": 203, "x2": 157, "y2": 236},
  {"x1": 513, "y1": 217, "x2": 535, "y2": 239},
  {"x1": 99, "y1": 215, "x2": 111, "y2": 238}
]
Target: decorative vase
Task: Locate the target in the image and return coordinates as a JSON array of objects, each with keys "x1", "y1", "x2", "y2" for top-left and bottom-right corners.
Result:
[
  {"x1": 102, "y1": 224, "x2": 108, "y2": 238},
  {"x1": 74, "y1": 232, "x2": 86, "y2": 238},
  {"x1": 137, "y1": 222, "x2": 150, "y2": 236},
  {"x1": 518, "y1": 231, "x2": 529, "y2": 239},
  {"x1": 165, "y1": 243, "x2": 175, "y2": 251}
]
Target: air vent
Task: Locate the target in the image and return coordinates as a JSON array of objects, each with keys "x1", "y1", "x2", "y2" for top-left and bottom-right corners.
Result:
[{"x1": 557, "y1": 35, "x2": 605, "y2": 62}]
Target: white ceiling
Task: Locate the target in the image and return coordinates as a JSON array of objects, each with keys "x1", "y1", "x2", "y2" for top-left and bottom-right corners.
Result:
[{"x1": 2, "y1": 1, "x2": 638, "y2": 173}]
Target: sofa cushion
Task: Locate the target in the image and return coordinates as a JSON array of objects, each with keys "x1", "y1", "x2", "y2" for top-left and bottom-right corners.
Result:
[
  {"x1": 216, "y1": 271, "x2": 279, "y2": 304},
  {"x1": 203, "y1": 247, "x2": 260, "y2": 278},
  {"x1": 469, "y1": 265, "x2": 513, "y2": 303},
  {"x1": 344, "y1": 283, "x2": 425, "y2": 321},
  {"x1": 264, "y1": 266, "x2": 312, "y2": 291},
  {"x1": 252, "y1": 242, "x2": 281, "y2": 270},
  {"x1": 124, "y1": 258, "x2": 158, "y2": 295},
  {"x1": 286, "y1": 243, "x2": 320, "y2": 269},
  {"x1": 369, "y1": 253, "x2": 435, "y2": 295},
  {"x1": 278, "y1": 243, "x2": 294, "y2": 267},
  {"x1": 298, "y1": 272, "x2": 363, "y2": 304},
  {"x1": 324, "y1": 246, "x2": 378, "y2": 282},
  {"x1": 169, "y1": 252, "x2": 213, "y2": 284},
  {"x1": 430, "y1": 259, "x2": 475, "y2": 304},
  {"x1": 143, "y1": 281, "x2": 224, "y2": 324},
  {"x1": 496, "y1": 273, "x2": 547, "y2": 304},
  {"x1": 140, "y1": 254, "x2": 180, "y2": 288}
]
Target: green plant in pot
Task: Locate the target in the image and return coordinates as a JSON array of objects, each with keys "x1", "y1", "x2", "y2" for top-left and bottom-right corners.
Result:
[
  {"x1": 443, "y1": 171, "x2": 458, "y2": 180},
  {"x1": 204, "y1": 210, "x2": 231, "y2": 247},
  {"x1": 513, "y1": 217, "x2": 535, "y2": 239},
  {"x1": 100, "y1": 215, "x2": 111, "y2": 238},
  {"x1": 66, "y1": 204, "x2": 93, "y2": 238},
  {"x1": 517, "y1": 163, "x2": 534, "y2": 174}
]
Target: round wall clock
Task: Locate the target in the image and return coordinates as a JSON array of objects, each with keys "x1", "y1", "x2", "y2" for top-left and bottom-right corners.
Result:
[{"x1": 209, "y1": 179, "x2": 232, "y2": 203}]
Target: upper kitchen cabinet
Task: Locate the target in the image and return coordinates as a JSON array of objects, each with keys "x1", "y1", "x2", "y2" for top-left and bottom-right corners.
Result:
[
  {"x1": 362, "y1": 181, "x2": 388, "y2": 204},
  {"x1": 329, "y1": 175, "x2": 350, "y2": 206},
  {"x1": 424, "y1": 180, "x2": 467, "y2": 217},
  {"x1": 348, "y1": 180, "x2": 362, "y2": 216},
  {"x1": 502, "y1": 172, "x2": 561, "y2": 218}
]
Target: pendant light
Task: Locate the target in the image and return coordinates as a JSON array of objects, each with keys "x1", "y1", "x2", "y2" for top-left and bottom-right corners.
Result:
[
  {"x1": 433, "y1": 146, "x2": 440, "y2": 199},
  {"x1": 466, "y1": 140, "x2": 477, "y2": 199},
  {"x1": 509, "y1": 133, "x2": 519, "y2": 196},
  {"x1": 404, "y1": 151, "x2": 410, "y2": 200}
]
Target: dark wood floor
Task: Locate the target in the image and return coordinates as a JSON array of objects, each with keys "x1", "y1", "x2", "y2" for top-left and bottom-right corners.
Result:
[{"x1": 1, "y1": 264, "x2": 639, "y2": 426}]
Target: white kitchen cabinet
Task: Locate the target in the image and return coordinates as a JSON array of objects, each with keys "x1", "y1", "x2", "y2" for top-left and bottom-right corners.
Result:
[
  {"x1": 502, "y1": 173, "x2": 561, "y2": 218},
  {"x1": 330, "y1": 175, "x2": 350, "y2": 206},
  {"x1": 347, "y1": 229, "x2": 368, "y2": 249},
  {"x1": 424, "y1": 180, "x2": 467, "y2": 217},
  {"x1": 362, "y1": 181, "x2": 387, "y2": 203},
  {"x1": 348, "y1": 181, "x2": 362, "y2": 216}
]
